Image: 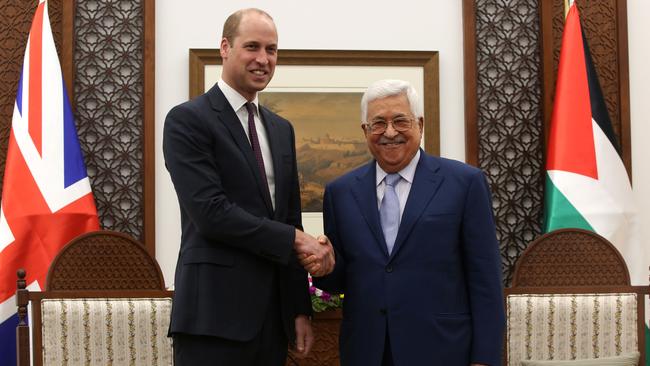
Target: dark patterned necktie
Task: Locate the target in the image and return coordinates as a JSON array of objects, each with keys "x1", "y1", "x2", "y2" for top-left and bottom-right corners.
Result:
[{"x1": 245, "y1": 102, "x2": 270, "y2": 198}]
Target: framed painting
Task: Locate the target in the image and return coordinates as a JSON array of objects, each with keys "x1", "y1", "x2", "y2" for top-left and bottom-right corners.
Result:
[{"x1": 189, "y1": 49, "x2": 439, "y2": 235}]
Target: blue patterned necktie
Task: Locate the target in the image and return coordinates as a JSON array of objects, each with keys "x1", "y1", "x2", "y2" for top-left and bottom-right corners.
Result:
[{"x1": 380, "y1": 173, "x2": 401, "y2": 254}]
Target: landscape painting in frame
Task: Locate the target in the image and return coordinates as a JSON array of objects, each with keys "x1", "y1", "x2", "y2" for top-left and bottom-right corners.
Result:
[{"x1": 259, "y1": 92, "x2": 371, "y2": 212}]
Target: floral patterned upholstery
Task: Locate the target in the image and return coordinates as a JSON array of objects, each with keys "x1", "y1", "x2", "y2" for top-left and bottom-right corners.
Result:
[
  {"x1": 40, "y1": 298, "x2": 172, "y2": 366},
  {"x1": 507, "y1": 293, "x2": 638, "y2": 366}
]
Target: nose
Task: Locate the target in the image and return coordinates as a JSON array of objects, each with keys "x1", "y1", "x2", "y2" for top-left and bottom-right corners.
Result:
[
  {"x1": 383, "y1": 122, "x2": 399, "y2": 138},
  {"x1": 255, "y1": 50, "x2": 269, "y2": 65}
]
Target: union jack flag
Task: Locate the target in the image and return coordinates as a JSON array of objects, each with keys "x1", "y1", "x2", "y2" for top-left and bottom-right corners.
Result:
[{"x1": 0, "y1": 1, "x2": 99, "y2": 364}]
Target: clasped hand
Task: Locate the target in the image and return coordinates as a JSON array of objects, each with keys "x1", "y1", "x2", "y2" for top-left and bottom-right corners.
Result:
[{"x1": 294, "y1": 230, "x2": 335, "y2": 277}]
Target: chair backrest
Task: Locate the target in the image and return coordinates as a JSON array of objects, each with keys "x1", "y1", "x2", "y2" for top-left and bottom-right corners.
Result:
[
  {"x1": 505, "y1": 228, "x2": 647, "y2": 366},
  {"x1": 16, "y1": 230, "x2": 173, "y2": 366}
]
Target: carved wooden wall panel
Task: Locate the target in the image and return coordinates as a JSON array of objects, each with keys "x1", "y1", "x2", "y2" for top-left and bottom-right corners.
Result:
[
  {"x1": 465, "y1": 0, "x2": 545, "y2": 285},
  {"x1": 465, "y1": 0, "x2": 630, "y2": 284},
  {"x1": 0, "y1": 0, "x2": 155, "y2": 254},
  {"x1": 73, "y1": 0, "x2": 146, "y2": 241},
  {"x1": 0, "y1": 0, "x2": 63, "y2": 194}
]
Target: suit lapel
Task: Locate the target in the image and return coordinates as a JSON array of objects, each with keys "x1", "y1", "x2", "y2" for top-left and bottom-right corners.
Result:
[
  {"x1": 351, "y1": 163, "x2": 389, "y2": 257},
  {"x1": 390, "y1": 153, "x2": 443, "y2": 259},
  {"x1": 208, "y1": 84, "x2": 274, "y2": 216}
]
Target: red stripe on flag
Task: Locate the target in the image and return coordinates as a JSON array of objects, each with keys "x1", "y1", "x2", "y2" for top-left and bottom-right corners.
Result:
[
  {"x1": 0, "y1": 132, "x2": 99, "y2": 302},
  {"x1": 28, "y1": 2, "x2": 45, "y2": 156},
  {"x1": 545, "y1": 5, "x2": 597, "y2": 179}
]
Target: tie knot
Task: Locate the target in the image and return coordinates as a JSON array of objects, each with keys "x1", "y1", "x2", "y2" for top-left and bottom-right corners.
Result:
[
  {"x1": 245, "y1": 102, "x2": 256, "y2": 116},
  {"x1": 385, "y1": 173, "x2": 400, "y2": 187}
]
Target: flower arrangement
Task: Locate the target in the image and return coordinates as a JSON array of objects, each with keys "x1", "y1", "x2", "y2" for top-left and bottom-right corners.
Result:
[{"x1": 308, "y1": 275, "x2": 343, "y2": 312}]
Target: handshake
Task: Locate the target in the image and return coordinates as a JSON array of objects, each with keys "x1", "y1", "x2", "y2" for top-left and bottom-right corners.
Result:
[{"x1": 293, "y1": 229, "x2": 335, "y2": 277}]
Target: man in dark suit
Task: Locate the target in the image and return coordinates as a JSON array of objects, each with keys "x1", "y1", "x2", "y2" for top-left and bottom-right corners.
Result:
[
  {"x1": 163, "y1": 8, "x2": 334, "y2": 366},
  {"x1": 314, "y1": 79, "x2": 505, "y2": 365}
]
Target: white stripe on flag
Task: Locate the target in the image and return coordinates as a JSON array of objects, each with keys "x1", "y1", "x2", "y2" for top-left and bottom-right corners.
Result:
[{"x1": 0, "y1": 205, "x2": 15, "y2": 254}]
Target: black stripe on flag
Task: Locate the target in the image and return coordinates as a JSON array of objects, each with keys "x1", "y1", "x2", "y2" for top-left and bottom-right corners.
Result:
[{"x1": 581, "y1": 28, "x2": 621, "y2": 156}]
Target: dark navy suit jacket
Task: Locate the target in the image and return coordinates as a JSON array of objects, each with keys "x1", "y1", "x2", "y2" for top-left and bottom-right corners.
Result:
[
  {"x1": 315, "y1": 151, "x2": 505, "y2": 365},
  {"x1": 163, "y1": 83, "x2": 310, "y2": 342}
]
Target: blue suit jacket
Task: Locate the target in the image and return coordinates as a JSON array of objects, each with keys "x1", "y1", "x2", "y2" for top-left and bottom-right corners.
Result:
[{"x1": 314, "y1": 151, "x2": 505, "y2": 366}]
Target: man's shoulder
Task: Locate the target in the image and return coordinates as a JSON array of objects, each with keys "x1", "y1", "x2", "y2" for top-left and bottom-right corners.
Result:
[
  {"x1": 167, "y1": 90, "x2": 214, "y2": 118},
  {"x1": 422, "y1": 152, "x2": 483, "y2": 178},
  {"x1": 327, "y1": 161, "x2": 374, "y2": 189},
  {"x1": 259, "y1": 105, "x2": 292, "y2": 126}
]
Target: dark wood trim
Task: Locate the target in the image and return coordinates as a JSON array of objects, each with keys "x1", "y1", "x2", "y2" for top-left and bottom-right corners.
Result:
[
  {"x1": 30, "y1": 289, "x2": 174, "y2": 299},
  {"x1": 31, "y1": 294, "x2": 43, "y2": 366},
  {"x1": 505, "y1": 285, "x2": 649, "y2": 294},
  {"x1": 617, "y1": 0, "x2": 632, "y2": 181},
  {"x1": 539, "y1": 0, "x2": 556, "y2": 152},
  {"x1": 61, "y1": 0, "x2": 74, "y2": 97},
  {"x1": 143, "y1": 0, "x2": 155, "y2": 256},
  {"x1": 189, "y1": 49, "x2": 440, "y2": 155},
  {"x1": 462, "y1": 0, "x2": 479, "y2": 166}
]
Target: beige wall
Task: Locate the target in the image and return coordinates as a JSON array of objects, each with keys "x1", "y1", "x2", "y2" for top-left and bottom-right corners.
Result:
[{"x1": 154, "y1": 0, "x2": 650, "y2": 287}]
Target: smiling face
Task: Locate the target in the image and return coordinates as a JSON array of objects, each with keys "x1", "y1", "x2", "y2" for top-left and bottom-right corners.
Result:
[
  {"x1": 220, "y1": 11, "x2": 277, "y2": 101},
  {"x1": 363, "y1": 93, "x2": 423, "y2": 173}
]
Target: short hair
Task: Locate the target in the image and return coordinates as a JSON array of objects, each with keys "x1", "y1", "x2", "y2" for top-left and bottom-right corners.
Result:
[
  {"x1": 222, "y1": 8, "x2": 274, "y2": 45},
  {"x1": 360, "y1": 79, "x2": 423, "y2": 122}
]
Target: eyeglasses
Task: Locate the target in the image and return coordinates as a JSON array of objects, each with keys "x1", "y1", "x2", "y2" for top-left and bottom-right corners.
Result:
[{"x1": 363, "y1": 117, "x2": 414, "y2": 135}]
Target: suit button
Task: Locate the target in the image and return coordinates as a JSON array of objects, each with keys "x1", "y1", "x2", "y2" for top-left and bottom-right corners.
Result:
[
  {"x1": 379, "y1": 308, "x2": 387, "y2": 315},
  {"x1": 385, "y1": 266, "x2": 393, "y2": 273}
]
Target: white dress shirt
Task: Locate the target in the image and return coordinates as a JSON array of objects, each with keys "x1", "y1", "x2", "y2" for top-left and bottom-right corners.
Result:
[
  {"x1": 376, "y1": 149, "x2": 421, "y2": 220},
  {"x1": 218, "y1": 79, "x2": 276, "y2": 209}
]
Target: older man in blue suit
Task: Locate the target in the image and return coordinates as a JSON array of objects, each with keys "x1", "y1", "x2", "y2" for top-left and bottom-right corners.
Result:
[{"x1": 313, "y1": 79, "x2": 505, "y2": 365}]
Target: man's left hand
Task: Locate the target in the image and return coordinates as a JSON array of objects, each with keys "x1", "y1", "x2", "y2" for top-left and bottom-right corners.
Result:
[{"x1": 293, "y1": 315, "x2": 314, "y2": 358}]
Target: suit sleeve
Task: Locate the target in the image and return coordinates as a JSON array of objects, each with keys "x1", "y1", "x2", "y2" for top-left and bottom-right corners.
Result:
[
  {"x1": 163, "y1": 104, "x2": 295, "y2": 265},
  {"x1": 312, "y1": 184, "x2": 347, "y2": 294},
  {"x1": 461, "y1": 171, "x2": 506, "y2": 365},
  {"x1": 285, "y1": 122, "x2": 312, "y2": 316}
]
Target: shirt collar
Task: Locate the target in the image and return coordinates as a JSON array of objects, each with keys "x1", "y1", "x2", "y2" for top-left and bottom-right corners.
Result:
[
  {"x1": 376, "y1": 149, "x2": 421, "y2": 186},
  {"x1": 218, "y1": 78, "x2": 260, "y2": 115}
]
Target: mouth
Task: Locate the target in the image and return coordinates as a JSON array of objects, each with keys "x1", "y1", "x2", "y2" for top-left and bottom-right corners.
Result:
[
  {"x1": 378, "y1": 140, "x2": 405, "y2": 148},
  {"x1": 377, "y1": 135, "x2": 406, "y2": 149},
  {"x1": 249, "y1": 69, "x2": 268, "y2": 77}
]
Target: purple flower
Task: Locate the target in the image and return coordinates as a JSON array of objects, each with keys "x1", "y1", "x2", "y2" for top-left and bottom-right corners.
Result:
[
  {"x1": 309, "y1": 286, "x2": 316, "y2": 295},
  {"x1": 320, "y1": 292, "x2": 331, "y2": 301}
]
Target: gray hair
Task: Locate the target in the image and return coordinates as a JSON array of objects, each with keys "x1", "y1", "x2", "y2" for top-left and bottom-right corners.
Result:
[{"x1": 360, "y1": 79, "x2": 423, "y2": 122}]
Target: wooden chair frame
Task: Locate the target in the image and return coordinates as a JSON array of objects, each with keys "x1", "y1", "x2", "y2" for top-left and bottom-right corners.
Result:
[
  {"x1": 504, "y1": 228, "x2": 649, "y2": 365},
  {"x1": 15, "y1": 231, "x2": 173, "y2": 366}
]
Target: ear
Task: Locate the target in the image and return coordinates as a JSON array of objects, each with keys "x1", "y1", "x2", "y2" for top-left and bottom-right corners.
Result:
[
  {"x1": 220, "y1": 38, "x2": 230, "y2": 58},
  {"x1": 417, "y1": 117, "x2": 424, "y2": 132},
  {"x1": 360, "y1": 124, "x2": 369, "y2": 136}
]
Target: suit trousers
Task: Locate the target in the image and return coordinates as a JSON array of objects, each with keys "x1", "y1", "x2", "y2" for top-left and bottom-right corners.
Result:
[
  {"x1": 382, "y1": 327, "x2": 395, "y2": 366},
  {"x1": 173, "y1": 279, "x2": 287, "y2": 366}
]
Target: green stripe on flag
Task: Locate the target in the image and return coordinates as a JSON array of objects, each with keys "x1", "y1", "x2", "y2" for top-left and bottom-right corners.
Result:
[
  {"x1": 646, "y1": 325, "x2": 650, "y2": 366},
  {"x1": 543, "y1": 173, "x2": 594, "y2": 233}
]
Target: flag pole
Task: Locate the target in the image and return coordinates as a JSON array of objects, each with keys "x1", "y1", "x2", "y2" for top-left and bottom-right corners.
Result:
[{"x1": 564, "y1": 0, "x2": 573, "y2": 18}]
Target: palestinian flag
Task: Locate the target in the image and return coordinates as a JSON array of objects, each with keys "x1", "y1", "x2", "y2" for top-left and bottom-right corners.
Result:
[{"x1": 544, "y1": 2, "x2": 648, "y2": 358}]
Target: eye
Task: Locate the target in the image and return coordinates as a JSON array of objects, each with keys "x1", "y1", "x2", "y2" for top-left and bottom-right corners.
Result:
[
  {"x1": 393, "y1": 117, "x2": 412, "y2": 128},
  {"x1": 370, "y1": 121, "x2": 387, "y2": 132}
]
